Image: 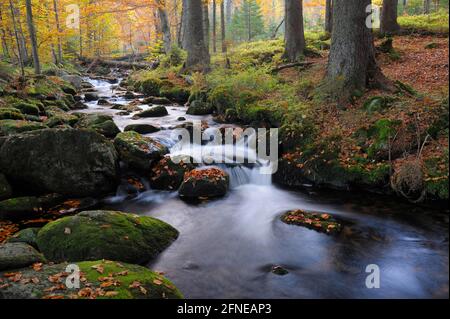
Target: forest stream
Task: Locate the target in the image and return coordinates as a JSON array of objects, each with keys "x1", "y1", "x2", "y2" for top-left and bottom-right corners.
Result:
[{"x1": 71, "y1": 77, "x2": 449, "y2": 299}]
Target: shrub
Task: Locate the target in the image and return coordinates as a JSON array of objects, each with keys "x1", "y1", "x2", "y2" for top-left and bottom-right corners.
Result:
[{"x1": 140, "y1": 78, "x2": 163, "y2": 96}]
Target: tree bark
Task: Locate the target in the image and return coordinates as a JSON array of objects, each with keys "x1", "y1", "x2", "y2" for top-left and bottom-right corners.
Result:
[
  {"x1": 221, "y1": 0, "x2": 227, "y2": 53},
  {"x1": 381, "y1": 0, "x2": 400, "y2": 34},
  {"x1": 326, "y1": 0, "x2": 392, "y2": 99},
  {"x1": 0, "y1": 7, "x2": 10, "y2": 58},
  {"x1": 10, "y1": 0, "x2": 29, "y2": 65},
  {"x1": 203, "y1": 2, "x2": 210, "y2": 52},
  {"x1": 212, "y1": 0, "x2": 217, "y2": 53},
  {"x1": 8, "y1": 0, "x2": 24, "y2": 75},
  {"x1": 226, "y1": 0, "x2": 233, "y2": 25},
  {"x1": 52, "y1": 0, "x2": 63, "y2": 64},
  {"x1": 424, "y1": 0, "x2": 431, "y2": 13},
  {"x1": 325, "y1": 0, "x2": 333, "y2": 33},
  {"x1": 185, "y1": 0, "x2": 211, "y2": 71},
  {"x1": 25, "y1": 0, "x2": 40, "y2": 74},
  {"x1": 156, "y1": 0, "x2": 172, "y2": 53},
  {"x1": 283, "y1": 0, "x2": 305, "y2": 62}
]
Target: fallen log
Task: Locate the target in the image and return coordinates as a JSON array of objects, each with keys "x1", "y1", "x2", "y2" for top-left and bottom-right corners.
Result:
[
  {"x1": 79, "y1": 56, "x2": 158, "y2": 70},
  {"x1": 271, "y1": 61, "x2": 314, "y2": 73}
]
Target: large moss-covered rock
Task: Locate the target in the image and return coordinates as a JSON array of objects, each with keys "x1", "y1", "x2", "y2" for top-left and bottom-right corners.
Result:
[
  {"x1": 140, "y1": 78, "x2": 162, "y2": 96},
  {"x1": 0, "y1": 120, "x2": 48, "y2": 136},
  {"x1": 84, "y1": 92, "x2": 99, "y2": 101},
  {"x1": 124, "y1": 124, "x2": 161, "y2": 134},
  {"x1": 6, "y1": 228, "x2": 41, "y2": 248},
  {"x1": 0, "y1": 197, "x2": 41, "y2": 220},
  {"x1": 76, "y1": 114, "x2": 120, "y2": 138},
  {"x1": 150, "y1": 156, "x2": 195, "y2": 191},
  {"x1": 12, "y1": 102, "x2": 40, "y2": 116},
  {"x1": 0, "y1": 243, "x2": 45, "y2": 271},
  {"x1": 114, "y1": 131, "x2": 168, "y2": 171},
  {"x1": 160, "y1": 87, "x2": 190, "y2": 105},
  {"x1": 135, "y1": 106, "x2": 168, "y2": 118},
  {"x1": 186, "y1": 100, "x2": 214, "y2": 115},
  {"x1": 36, "y1": 210, "x2": 179, "y2": 264},
  {"x1": 0, "y1": 108, "x2": 25, "y2": 120},
  {"x1": 44, "y1": 108, "x2": 79, "y2": 127},
  {"x1": 0, "y1": 129, "x2": 119, "y2": 197},
  {"x1": 0, "y1": 173, "x2": 12, "y2": 200},
  {"x1": 0, "y1": 260, "x2": 183, "y2": 299},
  {"x1": 143, "y1": 96, "x2": 172, "y2": 105},
  {"x1": 179, "y1": 167, "x2": 229, "y2": 199}
]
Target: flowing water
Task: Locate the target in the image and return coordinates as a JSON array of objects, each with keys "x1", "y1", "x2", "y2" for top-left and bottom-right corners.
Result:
[{"x1": 78, "y1": 78, "x2": 449, "y2": 299}]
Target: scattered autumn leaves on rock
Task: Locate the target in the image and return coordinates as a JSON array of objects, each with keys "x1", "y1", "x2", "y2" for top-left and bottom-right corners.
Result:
[{"x1": 281, "y1": 210, "x2": 342, "y2": 235}]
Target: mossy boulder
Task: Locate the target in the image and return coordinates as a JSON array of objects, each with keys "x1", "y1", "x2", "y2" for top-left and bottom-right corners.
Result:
[
  {"x1": 124, "y1": 124, "x2": 161, "y2": 134},
  {"x1": 135, "y1": 106, "x2": 169, "y2": 118},
  {"x1": 114, "y1": 131, "x2": 168, "y2": 171},
  {"x1": 36, "y1": 210, "x2": 179, "y2": 264},
  {"x1": 0, "y1": 120, "x2": 48, "y2": 136},
  {"x1": 0, "y1": 243, "x2": 45, "y2": 271},
  {"x1": 0, "y1": 173, "x2": 12, "y2": 200},
  {"x1": 143, "y1": 96, "x2": 172, "y2": 105},
  {"x1": 0, "y1": 129, "x2": 119, "y2": 197},
  {"x1": 160, "y1": 87, "x2": 191, "y2": 104},
  {"x1": 44, "y1": 107, "x2": 79, "y2": 127},
  {"x1": 6, "y1": 228, "x2": 41, "y2": 248},
  {"x1": 0, "y1": 108, "x2": 25, "y2": 120},
  {"x1": 76, "y1": 114, "x2": 120, "y2": 138},
  {"x1": 150, "y1": 156, "x2": 195, "y2": 191},
  {"x1": 0, "y1": 260, "x2": 183, "y2": 299},
  {"x1": 12, "y1": 102, "x2": 40, "y2": 116},
  {"x1": 179, "y1": 167, "x2": 229, "y2": 199},
  {"x1": 84, "y1": 92, "x2": 99, "y2": 102},
  {"x1": 140, "y1": 78, "x2": 162, "y2": 96},
  {"x1": 0, "y1": 196, "x2": 42, "y2": 220},
  {"x1": 186, "y1": 100, "x2": 214, "y2": 115},
  {"x1": 281, "y1": 210, "x2": 342, "y2": 235}
]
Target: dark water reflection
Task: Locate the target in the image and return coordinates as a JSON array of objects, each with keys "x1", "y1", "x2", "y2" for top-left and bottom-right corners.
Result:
[{"x1": 105, "y1": 185, "x2": 448, "y2": 299}]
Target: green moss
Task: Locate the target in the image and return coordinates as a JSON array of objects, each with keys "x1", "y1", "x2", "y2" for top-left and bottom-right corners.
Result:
[
  {"x1": 140, "y1": 78, "x2": 163, "y2": 96},
  {"x1": 44, "y1": 108, "x2": 78, "y2": 127},
  {"x1": 424, "y1": 154, "x2": 449, "y2": 200},
  {"x1": 0, "y1": 108, "x2": 25, "y2": 120},
  {"x1": 36, "y1": 210, "x2": 179, "y2": 264},
  {"x1": 0, "y1": 119, "x2": 48, "y2": 135},
  {"x1": 12, "y1": 102, "x2": 40, "y2": 116},
  {"x1": 160, "y1": 87, "x2": 190, "y2": 104},
  {"x1": 398, "y1": 10, "x2": 449, "y2": 34},
  {"x1": 363, "y1": 96, "x2": 396, "y2": 114}
]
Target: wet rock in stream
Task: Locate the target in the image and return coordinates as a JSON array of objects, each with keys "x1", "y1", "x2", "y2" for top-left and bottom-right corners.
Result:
[
  {"x1": 114, "y1": 131, "x2": 168, "y2": 171},
  {"x1": 281, "y1": 209, "x2": 343, "y2": 235},
  {"x1": 36, "y1": 210, "x2": 179, "y2": 264},
  {"x1": 178, "y1": 167, "x2": 229, "y2": 199}
]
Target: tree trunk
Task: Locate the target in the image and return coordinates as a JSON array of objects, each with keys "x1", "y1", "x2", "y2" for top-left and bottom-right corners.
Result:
[
  {"x1": 325, "y1": 0, "x2": 333, "y2": 33},
  {"x1": 212, "y1": 0, "x2": 217, "y2": 53},
  {"x1": 424, "y1": 0, "x2": 431, "y2": 13},
  {"x1": 221, "y1": 0, "x2": 227, "y2": 53},
  {"x1": 326, "y1": 0, "x2": 391, "y2": 99},
  {"x1": 381, "y1": 0, "x2": 400, "y2": 34},
  {"x1": 25, "y1": 0, "x2": 40, "y2": 74},
  {"x1": 52, "y1": 0, "x2": 63, "y2": 64},
  {"x1": 226, "y1": 0, "x2": 233, "y2": 25},
  {"x1": 180, "y1": 0, "x2": 187, "y2": 48},
  {"x1": 0, "y1": 7, "x2": 10, "y2": 58},
  {"x1": 9, "y1": 0, "x2": 24, "y2": 75},
  {"x1": 283, "y1": 0, "x2": 305, "y2": 62},
  {"x1": 185, "y1": 0, "x2": 210, "y2": 71},
  {"x1": 203, "y1": 2, "x2": 210, "y2": 52},
  {"x1": 10, "y1": 0, "x2": 29, "y2": 65},
  {"x1": 157, "y1": 0, "x2": 172, "y2": 53}
]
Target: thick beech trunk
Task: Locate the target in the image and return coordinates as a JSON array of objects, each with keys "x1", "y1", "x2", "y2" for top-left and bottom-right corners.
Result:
[
  {"x1": 185, "y1": 0, "x2": 210, "y2": 71},
  {"x1": 326, "y1": 0, "x2": 392, "y2": 98},
  {"x1": 381, "y1": 0, "x2": 400, "y2": 34},
  {"x1": 283, "y1": 0, "x2": 305, "y2": 62}
]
